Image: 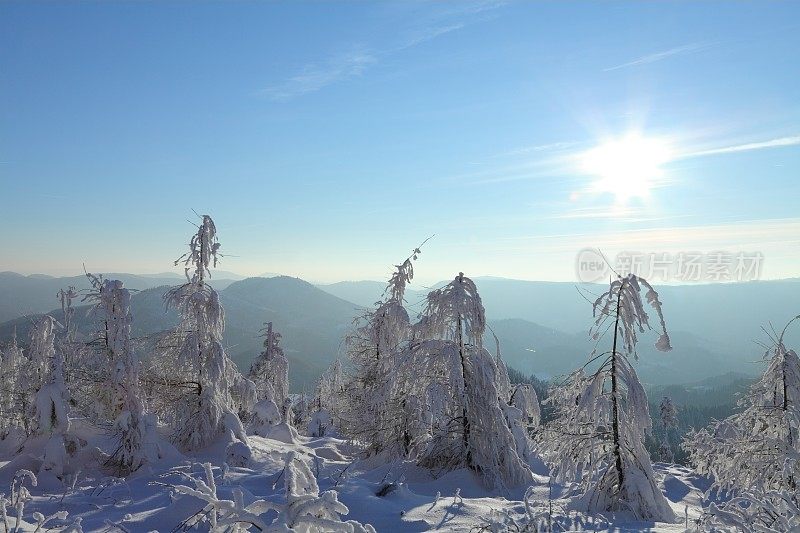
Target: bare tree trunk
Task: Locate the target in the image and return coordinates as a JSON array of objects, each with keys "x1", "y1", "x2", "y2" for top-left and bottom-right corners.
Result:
[
  {"x1": 457, "y1": 314, "x2": 472, "y2": 467},
  {"x1": 610, "y1": 284, "x2": 625, "y2": 496},
  {"x1": 784, "y1": 354, "x2": 796, "y2": 489}
]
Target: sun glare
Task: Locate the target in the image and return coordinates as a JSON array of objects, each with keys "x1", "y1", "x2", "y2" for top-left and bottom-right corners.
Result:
[{"x1": 580, "y1": 134, "x2": 672, "y2": 202}]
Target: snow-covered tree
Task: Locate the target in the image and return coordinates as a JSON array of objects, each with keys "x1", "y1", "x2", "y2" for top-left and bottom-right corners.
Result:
[
  {"x1": 56, "y1": 286, "x2": 81, "y2": 387},
  {"x1": 538, "y1": 274, "x2": 675, "y2": 522},
  {"x1": 684, "y1": 315, "x2": 799, "y2": 529},
  {"x1": 337, "y1": 243, "x2": 425, "y2": 456},
  {"x1": 23, "y1": 316, "x2": 70, "y2": 436},
  {"x1": 290, "y1": 390, "x2": 310, "y2": 430},
  {"x1": 310, "y1": 360, "x2": 345, "y2": 437},
  {"x1": 248, "y1": 321, "x2": 289, "y2": 420},
  {"x1": 0, "y1": 328, "x2": 27, "y2": 436},
  {"x1": 407, "y1": 273, "x2": 532, "y2": 489},
  {"x1": 85, "y1": 275, "x2": 148, "y2": 475},
  {"x1": 657, "y1": 396, "x2": 678, "y2": 462},
  {"x1": 163, "y1": 215, "x2": 248, "y2": 451},
  {"x1": 511, "y1": 384, "x2": 541, "y2": 430}
]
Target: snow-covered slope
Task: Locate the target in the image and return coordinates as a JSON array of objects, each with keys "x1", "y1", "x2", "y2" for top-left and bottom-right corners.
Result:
[{"x1": 0, "y1": 427, "x2": 708, "y2": 532}]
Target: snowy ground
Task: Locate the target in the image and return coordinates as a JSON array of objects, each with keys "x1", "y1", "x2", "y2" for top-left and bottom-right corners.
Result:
[{"x1": 0, "y1": 430, "x2": 709, "y2": 532}]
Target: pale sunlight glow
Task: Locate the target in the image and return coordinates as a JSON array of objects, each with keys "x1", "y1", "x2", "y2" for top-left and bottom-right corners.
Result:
[{"x1": 580, "y1": 134, "x2": 672, "y2": 202}]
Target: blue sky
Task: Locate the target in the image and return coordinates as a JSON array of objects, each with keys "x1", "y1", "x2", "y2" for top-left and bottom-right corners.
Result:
[{"x1": 1, "y1": 1, "x2": 798, "y2": 284}]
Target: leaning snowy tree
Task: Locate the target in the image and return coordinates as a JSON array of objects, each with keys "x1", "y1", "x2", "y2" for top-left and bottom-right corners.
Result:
[
  {"x1": 404, "y1": 272, "x2": 532, "y2": 489},
  {"x1": 537, "y1": 273, "x2": 675, "y2": 522},
  {"x1": 84, "y1": 275, "x2": 149, "y2": 475},
  {"x1": 164, "y1": 215, "x2": 249, "y2": 451},
  {"x1": 684, "y1": 315, "x2": 800, "y2": 530},
  {"x1": 657, "y1": 396, "x2": 678, "y2": 463}
]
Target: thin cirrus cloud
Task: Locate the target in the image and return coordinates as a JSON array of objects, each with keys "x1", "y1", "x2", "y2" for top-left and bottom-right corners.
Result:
[
  {"x1": 261, "y1": 49, "x2": 378, "y2": 102},
  {"x1": 497, "y1": 217, "x2": 800, "y2": 255},
  {"x1": 260, "y1": 1, "x2": 506, "y2": 101},
  {"x1": 603, "y1": 42, "x2": 710, "y2": 71},
  {"x1": 679, "y1": 135, "x2": 800, "y2": 158}
]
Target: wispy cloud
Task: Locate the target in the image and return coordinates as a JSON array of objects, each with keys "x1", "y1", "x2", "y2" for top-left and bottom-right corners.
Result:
[
  {"x1": 496, "y1": 141, "x2": 580, "y2": 158},
  {"x1": 501, "y1": 217, "x2": 800, "y2": 252},
  {"x1": 262, "y1": 49, "x2": 377, "y2": 102},
  {"x1": 397, "y1": 22, "x2": 466, "y2": 51},
  {"x1": 261, "y1": 1, "x2": 506, "y2": 101},
  {"x1": 603, "y1": 43, "x2": 709, "y2": 72},
  {"x1": 682, "y1": 135, "x2": 800, "y2": 158}
]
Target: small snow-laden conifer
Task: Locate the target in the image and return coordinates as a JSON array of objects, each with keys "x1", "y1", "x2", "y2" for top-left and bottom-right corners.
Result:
[
  {"x1": 163, "y1": 215, "x2": 248, "y2": 451},
  {"x1": 338, "y1": 243, "x2": 425, "y2": 456},
  {"x1": 511, "y1": 384, "x2": 541, "y2": 430},
  {"x1": 311, "y1": 360, "x2": 345, "y2": 437},
  {"x1": 22, "y1": 314, "x2": 72, "y2": 476},
  {"x1": 407, "y1": 273, "x2": 532, "y2": 489},
  {"x1": 0, "y1": 328, "x2": 27, "y2": 436},
  {"x1": 56, "y1": 286, "x2": 79, "y2": 382},
  {"x1": 290, "y1": 390, "x2": 306, "y2": 427},
  {"x1": 658, "y1": 396, "x2": 678, "y2": 462},
  {"x1": 491, "y1": 348, "x2": 537, "y2": 461},
  {"x1": 684, "y1": 315, "x2": 800, "y2": 529},
  {"x1": 248, "y1": 322, "x2": 289, "y2": 419},
  {"x1": 230, "y1": 368, "x2": 258, "y2": 425},
  {"x1": 33, "y1": 319, "x2": 69, "y2": 429},
  {"x1": 25, "y1": 315, "x2": 71, "y2": 436},
  {"x1": 84, "y1": 275, "x2": 148, "y2": 475},
  {"x1": 537, "y1": 273, "x2": 675, "y2": 522}
]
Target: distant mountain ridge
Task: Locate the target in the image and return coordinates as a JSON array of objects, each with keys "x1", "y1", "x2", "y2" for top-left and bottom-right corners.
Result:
[
  {"x1": 316, "y1": 276, "x2": 800, "y2": 349},
  {"x1": 1, "y1": 272, "x2": 797, "y2": 389},
  {"x1": 0, "y1": 271, "x2": 239, "y2": 323},
  {"x1": 0, "y1": 275, "x2": 359, "y2": 389}
]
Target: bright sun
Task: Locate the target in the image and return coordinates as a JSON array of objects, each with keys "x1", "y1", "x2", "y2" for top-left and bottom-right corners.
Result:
[{"x1": 580, "y1": 134, "x2": 672, "y2": 202}]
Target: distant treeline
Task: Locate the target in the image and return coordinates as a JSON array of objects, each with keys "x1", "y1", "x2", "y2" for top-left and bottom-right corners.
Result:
[{"x1": 508, "y1": 367, "x2": 754, "y2": 465}]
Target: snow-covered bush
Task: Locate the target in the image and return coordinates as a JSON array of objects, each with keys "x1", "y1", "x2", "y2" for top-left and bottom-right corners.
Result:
[
  {"x1": 307, "y1": 409, "x2": 333, "y2": 439},
  {"x1": 0, "y1": 469, "x2": 79, "y2": 532},
  {"x1": 162, "y1": 215, "x2": 250, "y2": 452},
  {"x1": 685, "y1": 316, "x2": 799, "y2": 492},
  {"x1": 537, "y1": 274, "x2": 675, "y2": 522},
  {"x1": 171, "y1": 454, "x2": 375, "y2": 532},
  {"x1": 684, "y1": 315, "x2": 800, "y2": 529},
  {"x1": 700, "y1": 488, "x2": 800, "y2": 532},
  {"x1": 225, "y1": 441, "x2": 252, "y2": 468}
]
